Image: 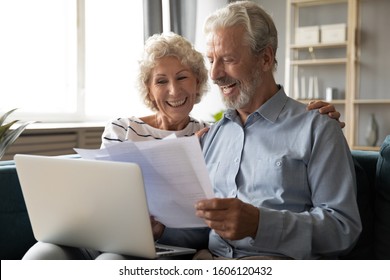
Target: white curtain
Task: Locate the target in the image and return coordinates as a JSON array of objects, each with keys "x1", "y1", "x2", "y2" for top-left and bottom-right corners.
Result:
[
  {"x1": 169, "y1": 0, "x2": 197, "y2": 43},
  {"x1": 143, "y1": 0, "x2": 163, "y2": 41}
]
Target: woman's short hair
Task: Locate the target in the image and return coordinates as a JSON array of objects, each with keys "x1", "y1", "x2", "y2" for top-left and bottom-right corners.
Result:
[
  {"x1": 137, "y1": 32, "x2": 209, "y2": 111},
  {"x1": 204, "y1": 0, "x2": 278, "y2": 68}
]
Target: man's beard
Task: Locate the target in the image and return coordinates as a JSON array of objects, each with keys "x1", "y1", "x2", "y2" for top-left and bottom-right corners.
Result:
[{"x1": 217, "y1": 69, "x2": 261, "y2": 110}]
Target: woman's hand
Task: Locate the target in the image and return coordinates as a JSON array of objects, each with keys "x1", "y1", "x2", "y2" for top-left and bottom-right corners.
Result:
[
  {"x1": 195, "y1": 127, "x2": 210, "y2": 138},
  {"x1": 307, "y1": 100, "x2": 345, "y2": 129},
  {"x1": 150, "y1": 216, "x2": 165, "y2": 241}
]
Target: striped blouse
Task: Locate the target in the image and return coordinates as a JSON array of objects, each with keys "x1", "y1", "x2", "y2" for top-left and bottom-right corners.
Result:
[{"x1": 101, "y1": 116, "x2": 209, "y2": 148}]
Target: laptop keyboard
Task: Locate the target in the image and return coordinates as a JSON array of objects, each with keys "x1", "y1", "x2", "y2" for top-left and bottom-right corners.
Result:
[{"x1": 155, "y1": 246, "x2": 174, "y2": 253}]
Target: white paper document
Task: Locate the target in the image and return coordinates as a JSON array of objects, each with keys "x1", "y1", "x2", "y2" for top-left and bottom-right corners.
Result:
[{"x1": 75, "y1": 136, "x2": 214, "y2": 228}]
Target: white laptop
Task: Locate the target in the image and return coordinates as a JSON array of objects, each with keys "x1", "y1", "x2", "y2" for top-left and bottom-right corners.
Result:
[{"x1": 14, "y1": 154, "x2": 196, "y2": 259}]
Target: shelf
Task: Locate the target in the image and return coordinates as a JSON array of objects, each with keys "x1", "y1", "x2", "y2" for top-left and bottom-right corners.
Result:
[
  {"x1": 291, "y1": 58, "x2": 347, "y2": 65},
  {"x1": 353, "y1": 99, "x2": 390, "y2": 104},
  {"x1": 290, "y1": 42, "x2": 347, "y2": 49},
  {"x1": 291, "y1": 0, "x2": 348, "y2": 7},
  {"x1": 352, "y1": 145, "x2": 380, "y2": 152},
  {"x1": 298, "y1": 99, "x2": 346, "y2": 104}
]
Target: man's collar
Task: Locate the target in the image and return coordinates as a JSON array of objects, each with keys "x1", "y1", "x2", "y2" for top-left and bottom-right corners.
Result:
[
  {"x1": 222, "y1": 85, "x2": 288, "y2": 123},
  {"x1": 256, "y1": 86, "x2": 287, "y2": 123}
]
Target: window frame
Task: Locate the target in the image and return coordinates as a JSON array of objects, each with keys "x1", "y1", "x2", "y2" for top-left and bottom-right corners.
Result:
[{"x1": 1, "y1": 0, "x2": 149, "y2": 123}]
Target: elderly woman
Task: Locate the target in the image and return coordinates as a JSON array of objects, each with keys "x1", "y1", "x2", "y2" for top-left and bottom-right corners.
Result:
[
  {"x1": 96, "y1": 32, "x2": 213, "y2": 259},
  {"x1": 22, "y1": 32, "x2": 342, "y2": 260},
  {"x1": 101, "y1": 32, "x2": 209, "y2": 144}
]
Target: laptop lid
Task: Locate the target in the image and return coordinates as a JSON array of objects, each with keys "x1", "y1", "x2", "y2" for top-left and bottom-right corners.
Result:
[{"x1": 14, "y1": 154, "x2": 195, "y2": 259}]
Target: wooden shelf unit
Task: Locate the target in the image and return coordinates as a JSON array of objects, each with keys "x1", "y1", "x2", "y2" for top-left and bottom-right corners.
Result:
[{"x1": 285, "y1": 0, "x2": 366, "y2": 149}]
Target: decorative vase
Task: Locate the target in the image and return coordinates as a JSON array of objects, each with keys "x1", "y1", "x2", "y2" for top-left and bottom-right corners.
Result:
[{"x1": 365, "y1": 113, "x2": 378, "y2": 146}]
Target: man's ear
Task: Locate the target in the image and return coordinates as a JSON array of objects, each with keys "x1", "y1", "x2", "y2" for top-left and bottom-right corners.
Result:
[
  {"x1": 196, "y1": 78, "x2": 201, "y2": 92},
  {"x1": 260, "y1": 45, "x2": 275, "y2": 72}
]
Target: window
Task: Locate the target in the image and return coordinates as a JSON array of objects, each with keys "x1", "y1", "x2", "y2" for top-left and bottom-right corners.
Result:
[
  {"x1": 0, "y1": 0, "x2": 148, "y2": 122},
  {"x1": 84, "y1": 0, "x2": 148, "y2": 120}
]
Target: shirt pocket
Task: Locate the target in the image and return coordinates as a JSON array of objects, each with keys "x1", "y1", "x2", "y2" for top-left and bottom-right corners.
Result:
[{"x1": 252, "y1": 156, "x2": 308, "y2": 209}]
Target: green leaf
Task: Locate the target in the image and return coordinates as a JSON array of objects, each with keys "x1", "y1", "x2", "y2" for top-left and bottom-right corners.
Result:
[
  {"x1": 0, "y1": 108, "x2": 36, "y2": 159},
  {"x1": 212, "y1": 110, "x2": 225, "y2": 122},
  {"x1": 0, "y1": 121, "x2": 36, "y2": 159},
  {"x1": 0, "y1": 108, "x2": 18, "y2": 126},
  {"x1": 0, "y1": 120, "x2": 18, "y2": 140}
]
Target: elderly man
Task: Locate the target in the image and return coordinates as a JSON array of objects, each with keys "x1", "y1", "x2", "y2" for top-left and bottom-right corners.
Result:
[{"x1": 195, "y1": 1, "x2": 361, "y2": 260}]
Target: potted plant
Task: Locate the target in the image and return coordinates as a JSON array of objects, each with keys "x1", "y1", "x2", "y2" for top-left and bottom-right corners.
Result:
[
  {"x1": 0, "y1": 108, "x2": 35, "y2": 160},
  {"x1": 212, "y1": 110, "x2": 225, "y2": 122}
]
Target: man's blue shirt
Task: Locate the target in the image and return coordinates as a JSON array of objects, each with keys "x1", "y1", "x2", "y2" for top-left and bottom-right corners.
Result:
[{"x1": 201, "y1": 87, "x2": 361, "y2": 259}]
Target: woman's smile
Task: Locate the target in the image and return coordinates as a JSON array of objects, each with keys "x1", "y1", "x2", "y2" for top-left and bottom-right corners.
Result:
[{"x1": 167, "y1": 97, "x2": 187, "y2": 107}]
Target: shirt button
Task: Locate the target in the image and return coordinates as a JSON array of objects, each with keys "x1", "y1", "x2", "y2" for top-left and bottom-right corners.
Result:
[
  {"x1": 234, "y1": 158, "x2": 240, "y2": 163},
  {"x1": 276, "y1": 161, "x2": 282, "y2": 167}
]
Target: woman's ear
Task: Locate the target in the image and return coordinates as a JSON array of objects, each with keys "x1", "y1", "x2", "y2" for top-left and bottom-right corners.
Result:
[
  {"x1": 147, "y1": 89, "x2": 155, "y2": 102},
  {"x1": 147, "y1": 90, "x2": 158, "y2": 110}
]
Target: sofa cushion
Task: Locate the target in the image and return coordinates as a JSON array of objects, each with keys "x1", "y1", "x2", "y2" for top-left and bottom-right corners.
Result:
[
  {"x1": 375, "y1": 135, "x2": 390, "y2": 259},
  {"x1": 344, "y1": 150, "x2": 378, "y2": 259},
  {"x1": 0, "y1": 164, "x2": 36, "y2": 259}
]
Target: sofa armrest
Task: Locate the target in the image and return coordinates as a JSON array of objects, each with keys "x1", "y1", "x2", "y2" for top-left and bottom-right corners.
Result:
[
  {"x1": 0, "y1": 164, "x2": 36, "y2": 259},
  {"x1": 375, "y1": 135, "x2": 390, "y2": 259},
  {"x1": 342, "y1": 150, "x2": 378, "y2": 259}
]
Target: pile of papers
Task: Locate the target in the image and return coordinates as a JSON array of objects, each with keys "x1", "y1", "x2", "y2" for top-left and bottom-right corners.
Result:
[{"x1": 75, "y1": 135, "x2": 214, "y2": 228}]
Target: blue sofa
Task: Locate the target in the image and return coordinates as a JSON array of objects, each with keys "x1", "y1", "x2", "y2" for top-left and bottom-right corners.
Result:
[{"x1": 1, "y1": 136, "x2": 389, "y2": 260}]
